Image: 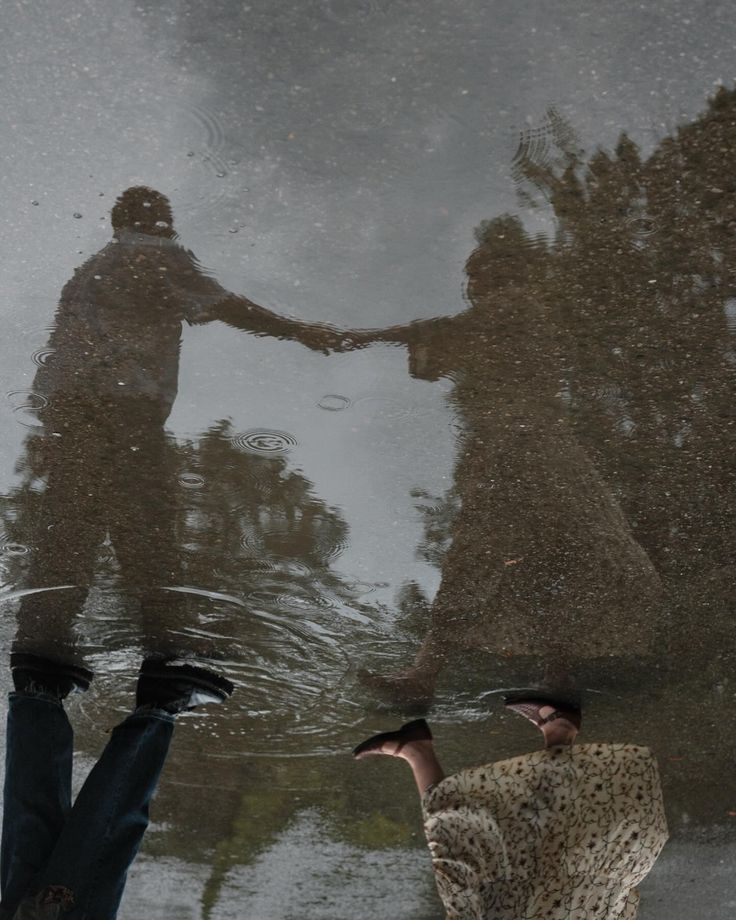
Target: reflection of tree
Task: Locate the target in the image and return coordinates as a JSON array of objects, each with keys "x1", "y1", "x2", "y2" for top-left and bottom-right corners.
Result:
[
  {"x1": 0, "y1": 417, "x2": 361, "y2": 650},
  {"x1": 410, "y1": 486, "x2": 459, "y2": 570},
  {"x1": 173, "y1": 418, "x2": 356, "y2": 604},
  {"x1": 511, "y1": 90, "x2": 736, "y2": 584},
  {"x1": 0, "y1": 413, "x2": 384, "y2": 916}
]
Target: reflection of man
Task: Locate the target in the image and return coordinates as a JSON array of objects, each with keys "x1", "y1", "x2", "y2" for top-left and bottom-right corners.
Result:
[
  {"x1": 0, "y1": 653, "x2": 233, "y2": 920},
  {"x1": 17, "y1": 186, "x2": 343, "y2": 649}
]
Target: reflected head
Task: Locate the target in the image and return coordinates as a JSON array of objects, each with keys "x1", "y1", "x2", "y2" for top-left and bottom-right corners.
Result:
[
  {"x1": 111, "y1": 186, "x2": 175, "y2": 237},
  {"x1": 464, "y1": 215, "x2": 537, "y2": 300}
]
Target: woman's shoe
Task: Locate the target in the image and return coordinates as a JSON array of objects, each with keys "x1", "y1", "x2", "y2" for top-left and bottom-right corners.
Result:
[
  {"x1": 503, "y1": 694, "x2": 582, "y2": 731},
  {"x1": 352, "y1": 718, "x2": 432, "y2": 759}
]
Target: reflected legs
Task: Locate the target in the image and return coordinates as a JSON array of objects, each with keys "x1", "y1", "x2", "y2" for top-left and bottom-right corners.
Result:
[{"x1": 358, "y1": 634, "x2": 446, "y2": 709}]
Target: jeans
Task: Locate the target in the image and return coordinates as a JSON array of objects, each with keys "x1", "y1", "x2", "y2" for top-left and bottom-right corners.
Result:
[{"x1": 0, "y1": 693, "x2": 174, "y2": 920}]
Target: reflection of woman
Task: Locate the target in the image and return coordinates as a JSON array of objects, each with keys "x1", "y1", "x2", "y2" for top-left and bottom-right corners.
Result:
[
  {"x1": 353, "y1": 695, "x2": 668, "y2": 919},
  {"x1": 350, "y1": 218, "x2": 662, "y2": 705}
]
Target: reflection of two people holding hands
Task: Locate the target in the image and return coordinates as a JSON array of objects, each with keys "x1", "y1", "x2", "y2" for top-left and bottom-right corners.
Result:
[{"x1": 0, "y1": 186, "x2": 668, "y2": 919}]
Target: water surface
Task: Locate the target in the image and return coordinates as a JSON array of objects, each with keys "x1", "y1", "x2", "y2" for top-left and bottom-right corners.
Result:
[{"x1": 1, "y1": 1, "x2": 735, "y2": 916}]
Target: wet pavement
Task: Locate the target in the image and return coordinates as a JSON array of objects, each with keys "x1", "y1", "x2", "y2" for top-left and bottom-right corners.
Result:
[{"x1": 1, "y1": 0, "x2": 736, "y2": 917}]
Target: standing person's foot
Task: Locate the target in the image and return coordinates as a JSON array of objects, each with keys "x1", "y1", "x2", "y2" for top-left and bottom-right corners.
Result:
[
  {"x1": 353, "y1": 718, "x2": 432, "y2": 759},
  {"x1": 10, "y1": 653, "x2": 94, "y2": 700},
  {"x1": 503, "y1": 695, "x2": 581, "y2": 747},
  {"x1": 135, "y1": 658, "x2": 234, "y2": 715}
]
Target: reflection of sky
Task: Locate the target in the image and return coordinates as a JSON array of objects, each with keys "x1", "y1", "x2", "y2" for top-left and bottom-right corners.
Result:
[
  {"x1": 1, "y1": 0, "x2": 734, "y2": 604},
  {"x1": 121, "y1": 832, "x2": 733, "y2": 920},
  {"x1": 170, "y1": 326, "x2": 453, "y2": 599}
]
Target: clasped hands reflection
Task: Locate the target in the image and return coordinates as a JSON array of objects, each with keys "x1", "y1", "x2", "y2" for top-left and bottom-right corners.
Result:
[{"x1": 298, "y1": 327, "x2": 382, "y2": 355}]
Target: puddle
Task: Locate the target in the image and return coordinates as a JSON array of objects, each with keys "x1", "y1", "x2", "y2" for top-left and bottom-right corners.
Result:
[{"x1": 1, "y1": 5, "x2": 735, "y2": 917}]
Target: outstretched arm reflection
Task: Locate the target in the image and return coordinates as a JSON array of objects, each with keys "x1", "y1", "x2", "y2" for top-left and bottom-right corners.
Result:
[
  {"x1": 105, "y1": 186, "x2": 346, "y2": 354},
  {"x1": 211, "y1": 294, "x2": 346, "y2": 353},
  {"x1": 353, "y1": 696, "x2": 668, "y2": 919}
]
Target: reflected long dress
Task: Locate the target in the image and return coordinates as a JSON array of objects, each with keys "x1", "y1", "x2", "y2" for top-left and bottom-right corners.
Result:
[
  {"x1": 361, "y1": 227, "x2": 663, "y2": 677},
  {"x1": 422, "y1": 744, "x2": 668, "y2": 919}
]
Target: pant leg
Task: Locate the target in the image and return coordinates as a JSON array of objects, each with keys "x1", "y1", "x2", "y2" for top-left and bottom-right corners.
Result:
[
  {"x1": 0, "y1": 693, "x2": 74, "y2": 915},
  {"x1": 108, "y1": 412, "x2": 185, "y2": 651},
  {"x1": 16, "y1": 418, "x2": 107, "y2": 650},
  {"x1": 37, "y1": 710, "x2": 174, "y2": 920}
]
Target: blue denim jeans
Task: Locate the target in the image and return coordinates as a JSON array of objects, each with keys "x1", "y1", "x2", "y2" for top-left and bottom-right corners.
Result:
[{"x1": 0, "y1": 693, "x2": 174, "y2": 919}]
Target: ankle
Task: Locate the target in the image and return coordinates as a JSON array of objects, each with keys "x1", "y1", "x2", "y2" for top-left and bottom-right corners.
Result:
[
  {"x1": 542, "y1": 723, "x2": 578, "y2": 747},
  {"x1": 398, "y1": 738, "x2": 436, "y2": 763}
]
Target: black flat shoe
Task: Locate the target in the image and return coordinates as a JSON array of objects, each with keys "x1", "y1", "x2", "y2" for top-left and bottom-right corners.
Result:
[{"x1": 352, "y1": 718, "x2": 432, "y2": 759}]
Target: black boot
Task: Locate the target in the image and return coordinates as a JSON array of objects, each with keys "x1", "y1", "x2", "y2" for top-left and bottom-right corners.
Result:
[
  {"x1": 135, "y1": 658, "x2": 234, "y2": 715},
  {"x1": 10, "y1": 653, "x2": 94, "y2": 700}
]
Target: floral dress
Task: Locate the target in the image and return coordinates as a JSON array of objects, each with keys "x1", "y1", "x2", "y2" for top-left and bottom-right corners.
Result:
[{"x1": 422, "y1": 744, "x2": 668, "y2": 919}]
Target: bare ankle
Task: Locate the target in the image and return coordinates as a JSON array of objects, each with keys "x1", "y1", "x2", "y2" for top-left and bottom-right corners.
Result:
[
  {"x1": 542, "y1": 724, "x2": 578, "y2": 747},
  {"x1": 398, "y1": 738, "x2": 435, "y2": 763}
]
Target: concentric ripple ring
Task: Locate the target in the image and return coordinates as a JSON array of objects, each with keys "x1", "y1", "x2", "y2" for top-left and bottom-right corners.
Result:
[{"x1": 231, "y1": 429, "x2": 297, "y2": 456}]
